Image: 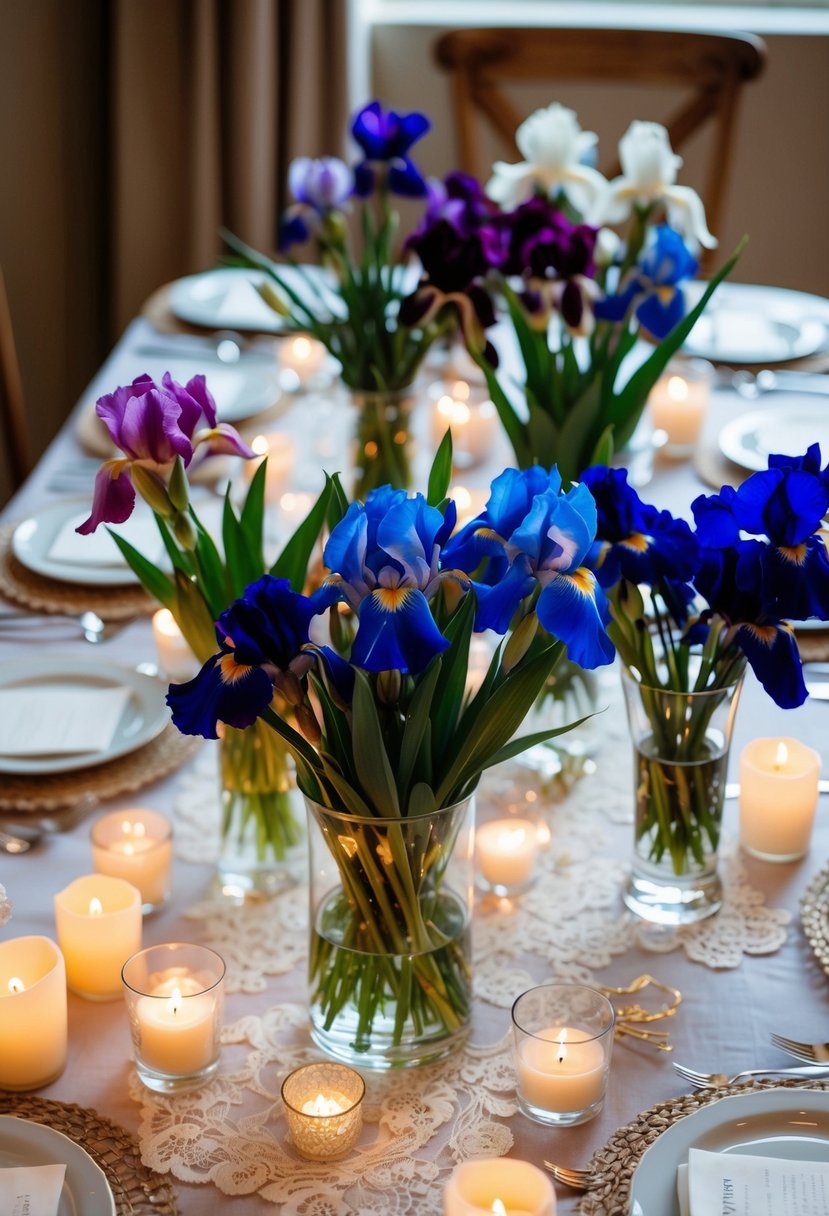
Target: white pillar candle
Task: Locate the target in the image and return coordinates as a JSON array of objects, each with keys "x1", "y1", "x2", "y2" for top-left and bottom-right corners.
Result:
[
  {"x1": 54, "y1": 875, "x2": 142, "y2": 1000},
  {"x1": 647, "y1": 358, "x2": 712, "y2": 455},
  {"x1": 243, "y1": 432, "x2": 297, "y2": 503},
  {"x1": 739, "y1": 736, "x2": 821, "y2": 860},
  {"x1": 90, "y1": 809, "x2": 173, "y2": 911},
  {"x1": 477, "y1": 818, "x2": 538, "y2": 892},
  {"x1": 443, "y1": 1158, "x2": 556, "y2": 1216},
  {"x1": 431, "y1": 380, "x2": 499, "y2": 468},
  {"x1": 517, "y1": 1027, "x2": 606, "y2": 1114},
  {"x1": 0, "y1": 936, "x2": 67, "y2": 1090},
  {"x1": 278, "y1": 334, "x2": 328, "y2": 388},
  {"x1": 151, "y1": 609, "x2": 198, "y2": 681}
]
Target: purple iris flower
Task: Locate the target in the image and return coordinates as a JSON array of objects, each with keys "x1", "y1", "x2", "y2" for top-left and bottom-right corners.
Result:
[
  {"x1": 279, "y1": 156, "x2": 354, "y2": 250},
  {"x1": 166, "y1": 575, "x2": 337, "y2": 738},
  {"x1": 351, "y1": 100, "x2": 430, "y2": 198},
  {"x1": 595, "y1": 225, "x2": 698, "y2": 339},
  {"x1": 77, "y1": 373, "x2": 254, "y2": 535}
]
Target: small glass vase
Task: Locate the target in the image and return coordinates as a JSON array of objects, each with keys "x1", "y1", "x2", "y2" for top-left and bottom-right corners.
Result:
[
  {"x1": 349, "y1": 385, "x2": 415, "y2": 499},
  {"x1": 305, "y1": 793, "x2": 475, "y2": 1069},
  {"x1": 217, "y1": 719, "x2": 305, "y2": 898},
  {"x1": 621, "y1": 664, "x2": 744, "y2": 926}
]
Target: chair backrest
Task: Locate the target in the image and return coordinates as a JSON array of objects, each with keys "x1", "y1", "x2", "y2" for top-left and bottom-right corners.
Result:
[
  {"x1": 434, "y1": 27, "x2": 766, "y2": 244},
  {"x1": 0, "y1": 266, "x2": 32, "y2": 491}
]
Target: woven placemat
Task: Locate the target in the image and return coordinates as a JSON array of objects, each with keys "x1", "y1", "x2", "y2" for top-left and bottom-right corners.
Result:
[
  {"x1": 0, "y1": 523, "x2": 153, "y2": 620},
  {"x1": 578, "y1": 1077, "x2": 829, "y2": 1215},
  {"x1": 0, "y1": 724, "x2": 201, "y2": 813},
  {"x1": 801, "y1": 862, "x2": 829, "y2": 978},
  {"x1": 0, "y1": 1094, "x2": 178, "y2": 1215}
]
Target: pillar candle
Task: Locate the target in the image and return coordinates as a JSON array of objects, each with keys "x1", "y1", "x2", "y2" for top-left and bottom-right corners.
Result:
[
  {"x1": 54, "y1": 875, "x2": 142, "y2": 999},
  {"x1": 0, "y1": 936, "x2": 67, "y2": 1090},
  {"x1": 278, "y1": 335, "x2": 328, "y2": 387},
  {"x1": 443, "y1": 1158, "x2": 556, "y2": 1216},
  {"x1": 739, "y1": 736, "x2": 821, "y2": 860},
  {"x1": 90, "y1": 808, "x2": 173, "y2": 910},
  {"x1": 151, "y1": 609, "x2": 198, "y2": 680},
  {"x1": 647, "y1": 358, "x2": 712, "y2": 455}
]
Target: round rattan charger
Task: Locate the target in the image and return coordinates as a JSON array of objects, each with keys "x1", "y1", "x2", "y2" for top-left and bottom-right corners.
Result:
[{"x1": 0, "y1": 1093, "x2": 178, "y2": 1214}]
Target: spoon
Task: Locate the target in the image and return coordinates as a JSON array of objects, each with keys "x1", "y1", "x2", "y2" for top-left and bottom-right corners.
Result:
[
  {"x1": 0, "y1": 610, "x2": 135, "y2": 644},
  {"x1": 0, "y1": 823, "x2": 41, "y2": 854}
]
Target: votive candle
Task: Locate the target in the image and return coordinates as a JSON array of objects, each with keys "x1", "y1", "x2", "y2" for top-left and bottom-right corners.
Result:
[
  {"x1": 739, "y1": 736, "x2": 821, "y2": 861},
  {"x1": 443, "y1": 1158, "x2": 556, "y2": 1215},
  {"x1": 278, "y1": 334, "x2": 327, "y2": 388},
  {"x1": 91, "y1": 808, "x2": 173, "y2": 912},
  {"x1": 281, "y1": 1062, "x2": 365, "y2": 1160},
  {"x1": 477, "y1": 818, "x2": 538, "y2": 895},
  {"x1": 430, "y1": 380, "x2": 498, "y2": 468},
  {"x1": 243, "y1": 432, "x2": 297, "y2": 503},
  {"x1": 54, "y1": 874, "x2": 142, "y2": 1000},
  {"x1": 151, "y1": 609, "x2": 197, "y2": 680},
  {"x1": 0, "y1": 936, "x2": 67, "y2": 1090},
  {"x1": 647, "y1": 358, "x2": 712, "y2": 456}
]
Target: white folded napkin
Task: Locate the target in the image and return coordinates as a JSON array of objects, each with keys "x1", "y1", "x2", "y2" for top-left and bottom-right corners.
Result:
[
  {"x1": 215, "y1": 277, "x2": 275, "y2": 327},
  {"x1": 47, "y1": 507, "x2": 162, "y2": 568},
  {"x1": 0, "y1": 686, "x2": 132, "y2": 756},
  {"x1": 686, "y1": 1146, "x2": 829, "y2": 1214},
  {"x1": 0, "y1": 1163, "x2": 66, "y2": 1216}
]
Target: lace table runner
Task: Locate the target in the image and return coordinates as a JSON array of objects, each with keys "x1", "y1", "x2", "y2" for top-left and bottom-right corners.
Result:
[{"x1": 147, "y1": 703, "x2": 792, "y2": 1210}]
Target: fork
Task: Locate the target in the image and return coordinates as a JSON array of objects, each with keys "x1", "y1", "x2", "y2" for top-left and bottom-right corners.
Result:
[
  {"x1": 771, "y1": 1034, "x2": 829, "y2": 1064},
  {"x1": 673, "y1": 1061, "x2": 829, "y2": 1089},
  {"x1": 0, "y1": 610, "x2": 136, "y2": 644},
  {"x1": 542, "y1": 1161, "x2": 603, "y2": 1190}
]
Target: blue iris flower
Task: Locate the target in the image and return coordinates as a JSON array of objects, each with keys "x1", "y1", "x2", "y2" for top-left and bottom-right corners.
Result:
[
  {"x1": 166, "y1": 575, "x2": 334, "y2": 738},
  {"x1": 594, "y1": 225, "x2": 698, "y2": 339},
  {"x1": 350, "y1": 100, "x2": 431, "y2": 198},
  {"x1": 444, "y1": 467, "x2": 615, "y2": 669},
  {"x1": 323, "y1": 487, "x2": 460, "y2": 674}
]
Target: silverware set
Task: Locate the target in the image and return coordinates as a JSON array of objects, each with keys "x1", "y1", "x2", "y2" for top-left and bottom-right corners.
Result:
[{"x1": 0, "y1": 610, "x2": 137, "y2": 644}]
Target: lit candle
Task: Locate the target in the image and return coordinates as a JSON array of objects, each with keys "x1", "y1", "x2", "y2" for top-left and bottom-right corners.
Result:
[
  {"x1": 90, "y1": 809, "x2": 173, "y2": 912},
  {"x1": 54, "y1": 875, "x2": 142, "y2": 1000},
  {"x1": 151, "y1": 609, "x2": 197, "y2": 681},
  {"x1": 0, "y1": 936, "x2": 67, "y2": 1090},
  {"x1": 243, "y1": 432, "x2": 297, "y2": 503},
  {"x1": 430, "y1": 380, "x2": 499, "y2": 468},
  {"x1": 278, "y1": 334, "x2": 328, "y2": 389},
  {"x1": 647, "y1": 358, "x2": 712, "y2": 456},
  {"x1": 443, "y1": 1158, "x2": 556, "y2": 1216},
  {"x1": 451, "y1": 484, "x2": 489, "y2": 528},
  {"x1": 122, "y1": 943, "x2": 225, "y2": 1092},
  {"x1": 739, "y1": 736, "x2": 821, "y2": 860},
  {"x1": 477, "y1": 818, "x2": 538, "y2": 894},
  {"x1": 281, "y1": 1062, "x2": 365, "y2": 1160}
]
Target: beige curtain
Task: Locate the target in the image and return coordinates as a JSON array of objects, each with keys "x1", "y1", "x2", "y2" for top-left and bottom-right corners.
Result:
[{"x1": 111, "y1": 0, "x2": 349, "y2": 332}]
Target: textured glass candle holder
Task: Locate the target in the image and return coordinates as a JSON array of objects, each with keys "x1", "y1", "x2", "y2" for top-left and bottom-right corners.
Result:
[
  {"x1": 281, "y1": 1062, "x2": 365, "y2": 1160},
  {"x1": 122, "y1": 943, "x2": 225, "y2": 1093}
]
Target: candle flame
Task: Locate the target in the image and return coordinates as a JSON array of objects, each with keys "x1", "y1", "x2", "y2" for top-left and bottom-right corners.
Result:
[
  {"x1": 154, "y1": 608, "x2": 179, "y2": 637},
  {"x1": 168, "y1": 986, "x2": 182, "y2": 1016},
  {"x1": 437, "y1": 394, "x2": 471, "y2": 425},
  {"x1": 667, "y1": 375, "x2": 689, "y2": 402},
  {"x1": 491, "y1": 1201, "x2": 507, "y2": 1216},
  {"x1": 251, "y1": 434, "x2": 269, "y2": 457},
  {"x1": 301, "y1": 1092, "x2": 347, "y2": 1117},
  {"x1": 557, "y1": 1027, "x2": 568, "y2": 1064},
  {"x1": 775, "y1": 740, "x2": 789, "y2": 769},
  {"x1": 502, "y1": 826, "x2": 528, "y2": 851},
  {"x1": 291, "y1": 336, "x2": 312, "y2": 360},
  {"x1": 7, "y1": 976, "x2": 24, "y2": 995},
  {"x1": 88, "y1": 897, "x2": 103, "y2": 916},
  {"x1": 452, "y1": 379, "x2": 471, "y2": 400}
]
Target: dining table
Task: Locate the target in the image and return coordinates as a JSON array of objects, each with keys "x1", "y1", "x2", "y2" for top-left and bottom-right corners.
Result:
[{"x1": 1, "y1": 274, "x2": 829, "y2": 1216}]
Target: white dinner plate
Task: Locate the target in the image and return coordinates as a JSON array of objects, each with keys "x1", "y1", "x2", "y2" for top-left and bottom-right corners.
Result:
[
  {"x1": 168, "y1": 265, "x2": 343, "y2": 333},
  {"x1": 133, "y1": 355, "x2": 281, "y2": 424},
  {"x1": 11, "y1": 498, "x2": 161, "y2": 587},
  {"x1": 0, "y1": 1114, "x2": 116, "y2": 1216},
  {"x1": 629, "y1": 1088, "x2": 829, "y2": 1215},
  {"x1": 683, "y1": 282, "x2": 829, "y2": 364},
  {"x1": 0, "y1": 656, "x2": 168, "y2": 775},
  {"x1": 717, "y1": 395, "x2": 829, "y2": 473}
]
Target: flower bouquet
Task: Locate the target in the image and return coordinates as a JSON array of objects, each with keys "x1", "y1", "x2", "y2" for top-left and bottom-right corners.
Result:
[
  {"x1": 223, "y1": 99, "x2": 465, "y2": 499},
  {"x1": 77, "y1": 371, "x2": 339, "y2": 892},
  {"x1": 404, "y1": 103, "x2": 743, "y2": 485},
  {"x1": 583, "y1": 444, "x2": 829, "y2": 923},
  {"x1": 167, "y1": 438, "x2": 615, "y2": 1066}
]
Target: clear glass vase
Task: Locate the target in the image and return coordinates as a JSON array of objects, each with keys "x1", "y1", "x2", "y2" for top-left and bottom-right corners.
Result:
[
  {"x1": 349, "y1": 386, "x2": 415, "y2": 499},
  {"x1": 217, "y1": 719, "x2": 305, "y2": 898},
  {"x1": 621, "y1": 665, "x2": 744, "y2": 926},
  {"x1": 305, "y1": 794, "x2": 475, "y2": 1069},
  {"x1": 518, "y1": 658, "x2": 603, "y2": 789}
]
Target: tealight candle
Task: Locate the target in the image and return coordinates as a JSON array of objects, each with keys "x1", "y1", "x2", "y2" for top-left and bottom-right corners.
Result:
[
  {"x1": 122, "y1": 943, "x2": 225, "y2": 1092},
  {"x1": 0, "y1": 936, "x2": 67, "y2": 1090},
  {"x1": 281, "y1": 1062, "x2": 365, "y2": 1160},
  {"x1": 430, "y1": 380, "x2": 499, "y2": 469},
  {"x1": 91, "y1": 809, "x2": 173, "y2": 913},
  {"x1": 151, "y1": 609, "x2": 198, "y2": 681},
  {"x1": 512, "y1": 984, "x2": 614, "y2": 1125},
  {"x1": 443, "y1": 1158, "x2": 556, "y2": 1215},
  {"x1": 278, "y1": 334, "x2": 328, "y2": 389},
  {"x1": 243, "y1": 432, "x2": 297, "y2": 503},
  {"x1": 54, "y1": 875, "x2": 142, "y2": 1000},
  {"x1": 739, "y1": 736, "x2": 821, "y2": 861},
  {"x1": 477, "y1": 818, "x2": 538, "y2": 895},
  {"x1": 647, "y1": 357, "x2": 712, "y2": 456}
]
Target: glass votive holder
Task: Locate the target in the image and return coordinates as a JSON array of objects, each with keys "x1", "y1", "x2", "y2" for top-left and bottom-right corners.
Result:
[
  {"x1": 54, "y1": 874, "x2": 142, "y2": 1001},
  {"x1": 476, "y1": 816, "x2": 540, "y2": 897},
  {"x1": 739, "y1": 736, "x2": 821, "y2": 861},
  {"x1": 512, "y1": 983, "x2": 614, "y2": 1126},
  {"x1": 443, "y1": 1157, "x2": 556, "y2": 1215},
  {"x1": 281, "y1": 1062, "x2": 365, "y2": 1160},
  {"x1": 647, "y1": 356, "x2": 713, "y2": 458},
  {"x1": 121, "y1": 943, "x2": 225, "y2": 1092},
  {"x1": 91, "y1": 808, "x2": 173, "y2": 914},
  {"x1": 429, "y1": 379, "x2": 499, "y2": 469}
]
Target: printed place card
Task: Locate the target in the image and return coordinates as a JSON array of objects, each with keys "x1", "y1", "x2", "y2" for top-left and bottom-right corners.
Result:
[
  {"x1": 0, "y1": 1163, "x2": 66, "y2": 1216},
  {"x1": 0, "y1": 686, "x2": 132, "y2": 756},
  {"x1": 687, "y1": 1147, "x2": 829, "y2": 1215}
]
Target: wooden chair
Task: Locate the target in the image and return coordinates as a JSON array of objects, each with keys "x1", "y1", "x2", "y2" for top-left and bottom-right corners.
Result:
[
  {"x1": 434, "y1": 27, "x2": 766, "y2": 244},
  {"x1": 0, "y1": 266, "x2": 32, "y2": 491}
]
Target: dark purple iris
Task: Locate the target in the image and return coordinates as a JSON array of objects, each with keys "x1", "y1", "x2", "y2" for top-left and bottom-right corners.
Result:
[{"x1": 350, "y1": 100, "x2": 430, "y2": 198}]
